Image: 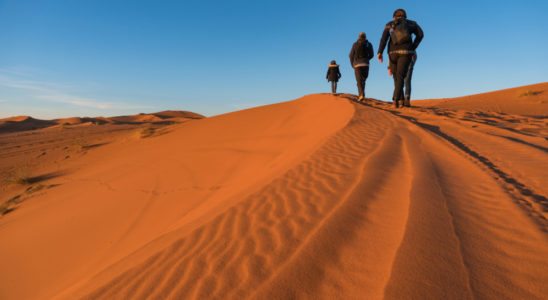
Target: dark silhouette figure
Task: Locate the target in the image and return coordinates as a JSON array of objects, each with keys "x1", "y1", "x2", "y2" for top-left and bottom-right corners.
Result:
[
  {"x1": 326, "y1": 60, "x2": 341, "y2": 94},
  {"x1": 378, "y1": 9, "x2": 423, "y2": 107},
  {"x1": 349, "y1": 32, "x2": 374, "y2": 102}
]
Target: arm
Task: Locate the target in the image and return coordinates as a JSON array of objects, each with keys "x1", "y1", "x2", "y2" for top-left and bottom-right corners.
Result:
[
  {"x1": 337, "y1": 67, "x2": 341, "y2": 79},
  {"x1": 412, "y1": 23, "x2": 424, "y2": 50},
  {"x1": 377, "y1": 24, "x2": 390, "y2": 57},
  {"x1": 326, "y1": 69, "x2": 329, "y2": 80}
]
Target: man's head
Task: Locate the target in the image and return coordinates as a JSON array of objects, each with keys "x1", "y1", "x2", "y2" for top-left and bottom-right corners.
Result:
[
  {"x1": 393, "y1": 9, "x2": 406, "y2": 19},
  {"x1": 331, "y1": 60, "x2": 336, "y2": 65},
  {"x1": 359, "y1": 32, "x2": 366, "y2": 40}
]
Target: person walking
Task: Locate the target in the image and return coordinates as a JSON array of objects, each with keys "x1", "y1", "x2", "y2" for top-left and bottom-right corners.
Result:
[
  {"x1": 326, "y1": 60, "x2": 341, "y2": 94},
  {"x1": 349, "y1": 32, "x2": 374, "y2": 102},
  {"x1": 377, "y1": 9, "x2": 423, "y2": 107}
]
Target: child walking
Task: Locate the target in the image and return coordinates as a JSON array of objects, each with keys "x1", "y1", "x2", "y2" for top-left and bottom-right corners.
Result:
[{"x1": 326, "y1": 60, "x2": 341, "y2": 94}]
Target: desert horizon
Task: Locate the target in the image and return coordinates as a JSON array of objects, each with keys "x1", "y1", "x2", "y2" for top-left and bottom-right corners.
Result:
[
  {"x1": 1, "y1": 82, "x2": 547, "y2": 299},
  {"x1": 3, "y1": 81, "x2": 547, "y2": 122}
]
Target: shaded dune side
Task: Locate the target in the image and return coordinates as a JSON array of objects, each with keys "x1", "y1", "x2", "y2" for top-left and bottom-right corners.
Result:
[
  {"x1": 153, "y1": 110, "x2": 204, "y2": 119},
  {"x1": 77, "y1": 99, "x2": 548, "y2": 299},
  {"x1": 0, "y1": 116, "x2": 56, "y2": 132}
]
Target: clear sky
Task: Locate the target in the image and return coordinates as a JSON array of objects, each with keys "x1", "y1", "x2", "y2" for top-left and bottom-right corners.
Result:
[{"x1": 1, "y1": 0, "x2": 547, "y2": 119}]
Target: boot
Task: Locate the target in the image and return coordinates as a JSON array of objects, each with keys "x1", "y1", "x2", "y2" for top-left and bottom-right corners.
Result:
[
  {"x1": 404, "y1": 95, "x2": 410, "y2": 107},
  {"x1": 393, "y1": 100, "x2": 399, "y2": 108}
]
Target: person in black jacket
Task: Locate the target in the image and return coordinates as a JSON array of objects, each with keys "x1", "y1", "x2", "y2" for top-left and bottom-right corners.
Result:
[
  {"x1": 378, "y1": 9, "x2": 423, "y2": 107},
  {"x1": 326, "y1": 60, "x2": 341, "y2": 94},
  {"x1": 349, "y1": 32, "x2": 374, "y2": 102}
]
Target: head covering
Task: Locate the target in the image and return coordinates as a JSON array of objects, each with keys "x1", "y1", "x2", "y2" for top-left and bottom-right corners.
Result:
[
  {"x1": 359, "y1": 32, "x2": 366, "y2": 39},
  {"x1": 330, "y1": 60, "x2": 336, "y2": 65},
  {"x1": 393, "y1": 8, "x2": 407, "y2": 19}
]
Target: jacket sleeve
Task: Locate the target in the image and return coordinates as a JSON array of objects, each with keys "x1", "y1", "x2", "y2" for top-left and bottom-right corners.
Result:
[
  {"x1": 326, "y1": 69, "x2": 329, "y2": 79},
  {"x1": 378, "y1": 24, "x2": 390, "y2": 55},
  {"x1": 349, "y1": 43, "x2": 355, "y2": 67},
  {"x1": 337, "y1": 67, "x2": 341, "y2": 78},
  {"x1": 412, "y1": 23, "x2": 424, "y2": 50}
]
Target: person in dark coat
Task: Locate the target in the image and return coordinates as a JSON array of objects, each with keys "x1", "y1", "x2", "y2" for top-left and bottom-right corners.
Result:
[
  {"x1": 378, "y1": 8, "x2": 423, "y2": 107},
  {"x1": 349, "y1": 32, "x2": 374, "y2": 102},
  {"x1": 326, "y1": 60, "x2": 341, "y2": 94}
]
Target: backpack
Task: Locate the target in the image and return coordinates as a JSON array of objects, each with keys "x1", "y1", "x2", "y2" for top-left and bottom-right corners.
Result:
[
  {"x1": 355, "y1": 40, "x2": 370, "y2": 59},
  {"x1": 390, "y1": 19, "x2": 412, "y2": 45}
]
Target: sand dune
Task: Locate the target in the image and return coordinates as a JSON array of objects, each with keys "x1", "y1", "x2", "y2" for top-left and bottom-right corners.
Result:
[
  {"x1": 0, "y1": 116, "x2": 56, "y2": 133},
  {"x1": 1, "y1": 88, "x2": 547, "y2": 299},
  {"x1": 0, "y1": 110, "x2": 204, "y2": 134}
]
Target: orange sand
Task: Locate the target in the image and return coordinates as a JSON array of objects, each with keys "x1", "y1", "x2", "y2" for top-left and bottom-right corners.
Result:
[{"x1": 0, "y1": 88, "x2": 547, "y2": 299}]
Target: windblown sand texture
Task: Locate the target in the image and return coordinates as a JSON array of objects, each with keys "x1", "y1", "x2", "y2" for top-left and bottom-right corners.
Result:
[{"x1": 1, "y1": 84, "x2": 547, "y2": 299}]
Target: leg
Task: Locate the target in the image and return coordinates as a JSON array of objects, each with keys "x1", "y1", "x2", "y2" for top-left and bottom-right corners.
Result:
[
  {"x1": 388, "y1": 54, "x2": 399, "y2": 107},
  {"x1": 334, "y1": 81, "x2": 337, "y2": 93},
  {"x1": 404, "y1": 56, "x2": 415, "y2": 106},
  {"x1": 354, "y1": 68, "x2": 364, "y2": 100},
  {"x1": 389, "y1": 55, "x2": 397, "y2": 78},
  {"x1": 392, "y1": 54, "x2": 411, "y2": 107},
  {"x1": 361, "y1": 66, "x2": 369, "y2": 99}
]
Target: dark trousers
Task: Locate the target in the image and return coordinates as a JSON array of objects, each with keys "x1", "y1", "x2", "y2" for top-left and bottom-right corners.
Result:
[
  {"x1": 404, "y1": 55, "x2": 416, "y2": 100},
  {"x1": 330, "y1": 81, "x2": 337, "y2": 93},
  {"x1": 354, "y1": 66, "x2": 369, "y2": 97},
  {"x1": 389, "y1": 53, "x2": 412, "y2": 101}
]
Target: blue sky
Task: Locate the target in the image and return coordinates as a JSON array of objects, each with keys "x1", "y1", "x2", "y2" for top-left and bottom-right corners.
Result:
[{"x1": 1, "y1": 0, "x2": 547, "y2": 118}]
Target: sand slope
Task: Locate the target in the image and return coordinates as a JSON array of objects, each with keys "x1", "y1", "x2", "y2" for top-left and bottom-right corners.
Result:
[
  {"x1": 415, "y1": 82, "x2": 548, "y2": 116},
  {"x1": 0, "y1": 95, "x2": 353, "y2": 299},
  {"x1": 1, "y1": 90, "x2": 547, "y2": 299}
]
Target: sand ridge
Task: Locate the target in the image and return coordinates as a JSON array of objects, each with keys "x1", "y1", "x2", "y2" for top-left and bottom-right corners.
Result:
[{"x1": 1, "y1": 88, "x2": 547, "y2": 299}]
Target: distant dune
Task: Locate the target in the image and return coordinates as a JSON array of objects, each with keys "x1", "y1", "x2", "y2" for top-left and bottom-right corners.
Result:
[
  {"x1": 0, "y1": 86, "x2": 547, "y2": 299},
  {"x1": 0, "y1": 110, "x2": 205, "y2": 134},
  {"x1": 0, "y1": 116, "x2": 57, "y2": 133}
]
